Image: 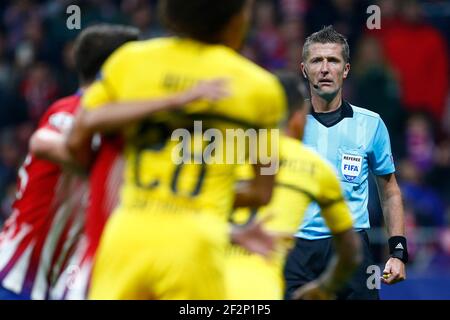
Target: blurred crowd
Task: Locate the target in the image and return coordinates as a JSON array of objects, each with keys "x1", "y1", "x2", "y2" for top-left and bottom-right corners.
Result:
[{"x1": 0, "y1": 0, "x2": 449, "y2": 267}]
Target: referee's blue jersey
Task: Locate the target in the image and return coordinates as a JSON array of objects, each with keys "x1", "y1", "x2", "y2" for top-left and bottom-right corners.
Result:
[{"x1": 296, "y1": 101, "x2": 395, "y2": 240}]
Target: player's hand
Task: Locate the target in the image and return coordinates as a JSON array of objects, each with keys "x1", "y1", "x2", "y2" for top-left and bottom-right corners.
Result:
[
  {"x1": 381, "y1": 257, "x2": 406, "y2": 285},
  {"x1": 231, "y1": 216, "x2": 277, "y2": 259},
  {"x1": 176, "y1": 78, "x2": 230, "y2": 106},
  {"x1": 291, "y1": 280, "x2": 336, "y2": 300}
]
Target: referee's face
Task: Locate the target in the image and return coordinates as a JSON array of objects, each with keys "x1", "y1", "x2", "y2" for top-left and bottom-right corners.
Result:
[{"x1": 301, "y1": 43, "x2": 350, "y2": 98}]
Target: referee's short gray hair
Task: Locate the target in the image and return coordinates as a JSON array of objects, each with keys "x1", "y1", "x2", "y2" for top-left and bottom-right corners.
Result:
[{"x1": 302, "y1": 25, "x2": 350, "y2": 63}]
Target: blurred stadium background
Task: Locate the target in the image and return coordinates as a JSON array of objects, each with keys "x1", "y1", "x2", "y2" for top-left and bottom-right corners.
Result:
[{"x1": 0, "y1": 0, "x2": 449, "y2": 299}]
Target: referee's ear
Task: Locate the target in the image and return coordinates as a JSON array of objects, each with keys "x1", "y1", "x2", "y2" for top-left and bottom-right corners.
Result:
[
  {"x1": 343, "y1": 63, "x2": 351, "y2": 79},
  {"x1": 300, "y1": 63, "x2": 307, "y2": 79}
]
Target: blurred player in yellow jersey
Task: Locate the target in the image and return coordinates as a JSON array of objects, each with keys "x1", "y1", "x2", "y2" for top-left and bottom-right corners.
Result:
[
  {"x1": 225, "y1": 73, "x2": 362, "y2": 300},
  {"x1": 68, "y1": 0, "x2": 286, "y2": 299}
]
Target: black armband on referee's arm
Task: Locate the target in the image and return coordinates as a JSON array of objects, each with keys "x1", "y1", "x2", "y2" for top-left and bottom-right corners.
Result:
[{"x1": 388, "y1": 236, "x2": 408, "y2": 264}]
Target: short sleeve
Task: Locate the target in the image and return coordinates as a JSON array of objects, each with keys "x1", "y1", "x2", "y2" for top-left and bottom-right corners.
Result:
[
  {"x1": 42, "y1": 111, "x2": 75, "y2": 135},
  {"x1": 37, "y1": 99, "x2": 77, "y2": 134},
  {"x1": 82, "y1": 43, "x2": 131, "y2": 111},
  {"x1": 368, "y1": 118, "x2": 395, "y2": 176}
]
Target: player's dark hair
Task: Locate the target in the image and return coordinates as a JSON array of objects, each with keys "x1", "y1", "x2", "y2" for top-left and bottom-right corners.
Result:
[
  {"x1": 276, "y1": 72, "x2": 308, "y2": 119},
  {"x1": 302, "y1": 25, "x2": 350, "y2": 63},
  {"x1": 74, "y1": 24, "x2": 140, "y2": 83},
  {"x1": 159, "y1": 0, "x2": 247, "y2": 44}
]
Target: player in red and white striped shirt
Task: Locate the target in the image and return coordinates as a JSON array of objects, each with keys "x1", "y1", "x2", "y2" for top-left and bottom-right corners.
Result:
[
  {"x1": 0, "y1": 25, "x2": 140, "y2": 300},
  {"x1": 0, "y1": 94, "x2": 87, "y2": 300}
]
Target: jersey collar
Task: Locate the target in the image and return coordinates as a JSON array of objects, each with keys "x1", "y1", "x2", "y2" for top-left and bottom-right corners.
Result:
[{"x1": 310, "y1": 100, "x2": 353, "y2": 128}]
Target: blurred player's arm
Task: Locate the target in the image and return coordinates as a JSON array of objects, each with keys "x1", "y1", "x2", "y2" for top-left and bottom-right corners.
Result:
[
  {"x1": 229, "y1": 215, "x2": 276, "y2": 258},
  {"x1": 75, "y1": 79, "x2": 228, "y2": 135},
  {"x1": 29, "y1": 128, "x2": 87, "y2": 174},
  {"x1": 293, "y1": 164, "x2": 362, "y2": 300},
  {"x1": 230, "y1": 162, "x2": 278, "y2": 257},
  {"x1": 67, "y1": 79, "x2": 229, "y2": 166},
  {"x1": 233, "y1": 163, "x2": 275, "y2": 208},
  {"x1": 233, "y1": 74, "x2": 285, "y2": 208}
]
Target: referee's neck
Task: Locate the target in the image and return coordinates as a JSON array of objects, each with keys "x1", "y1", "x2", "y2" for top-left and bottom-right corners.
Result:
[{"x1": 311, "y1": 92, "x2": 342, "y2": 113}]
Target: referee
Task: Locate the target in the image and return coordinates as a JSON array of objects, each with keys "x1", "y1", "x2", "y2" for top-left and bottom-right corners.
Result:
[{"x1": 285, "y1": 26, "x2": 407, "y2": 300}]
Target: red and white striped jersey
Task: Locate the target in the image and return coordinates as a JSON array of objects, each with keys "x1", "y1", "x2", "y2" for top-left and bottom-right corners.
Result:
[
  {"x1": 0, "y1": 94, "x2": 89, "y2": 300},
  {"x1": 50, "y1": 135, "x2": 124, "y2": 300}
]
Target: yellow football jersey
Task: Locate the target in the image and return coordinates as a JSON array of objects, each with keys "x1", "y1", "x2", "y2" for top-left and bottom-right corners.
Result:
[
  {"x1": 83, "y1": 37, "x2": 286, "y2": 220},
  {"x1": 83, "y1": 38, "x2": 286, "y2": 299},
  {"x1": 225, "y1": 134, "x2": 354, "y2": 299}
]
